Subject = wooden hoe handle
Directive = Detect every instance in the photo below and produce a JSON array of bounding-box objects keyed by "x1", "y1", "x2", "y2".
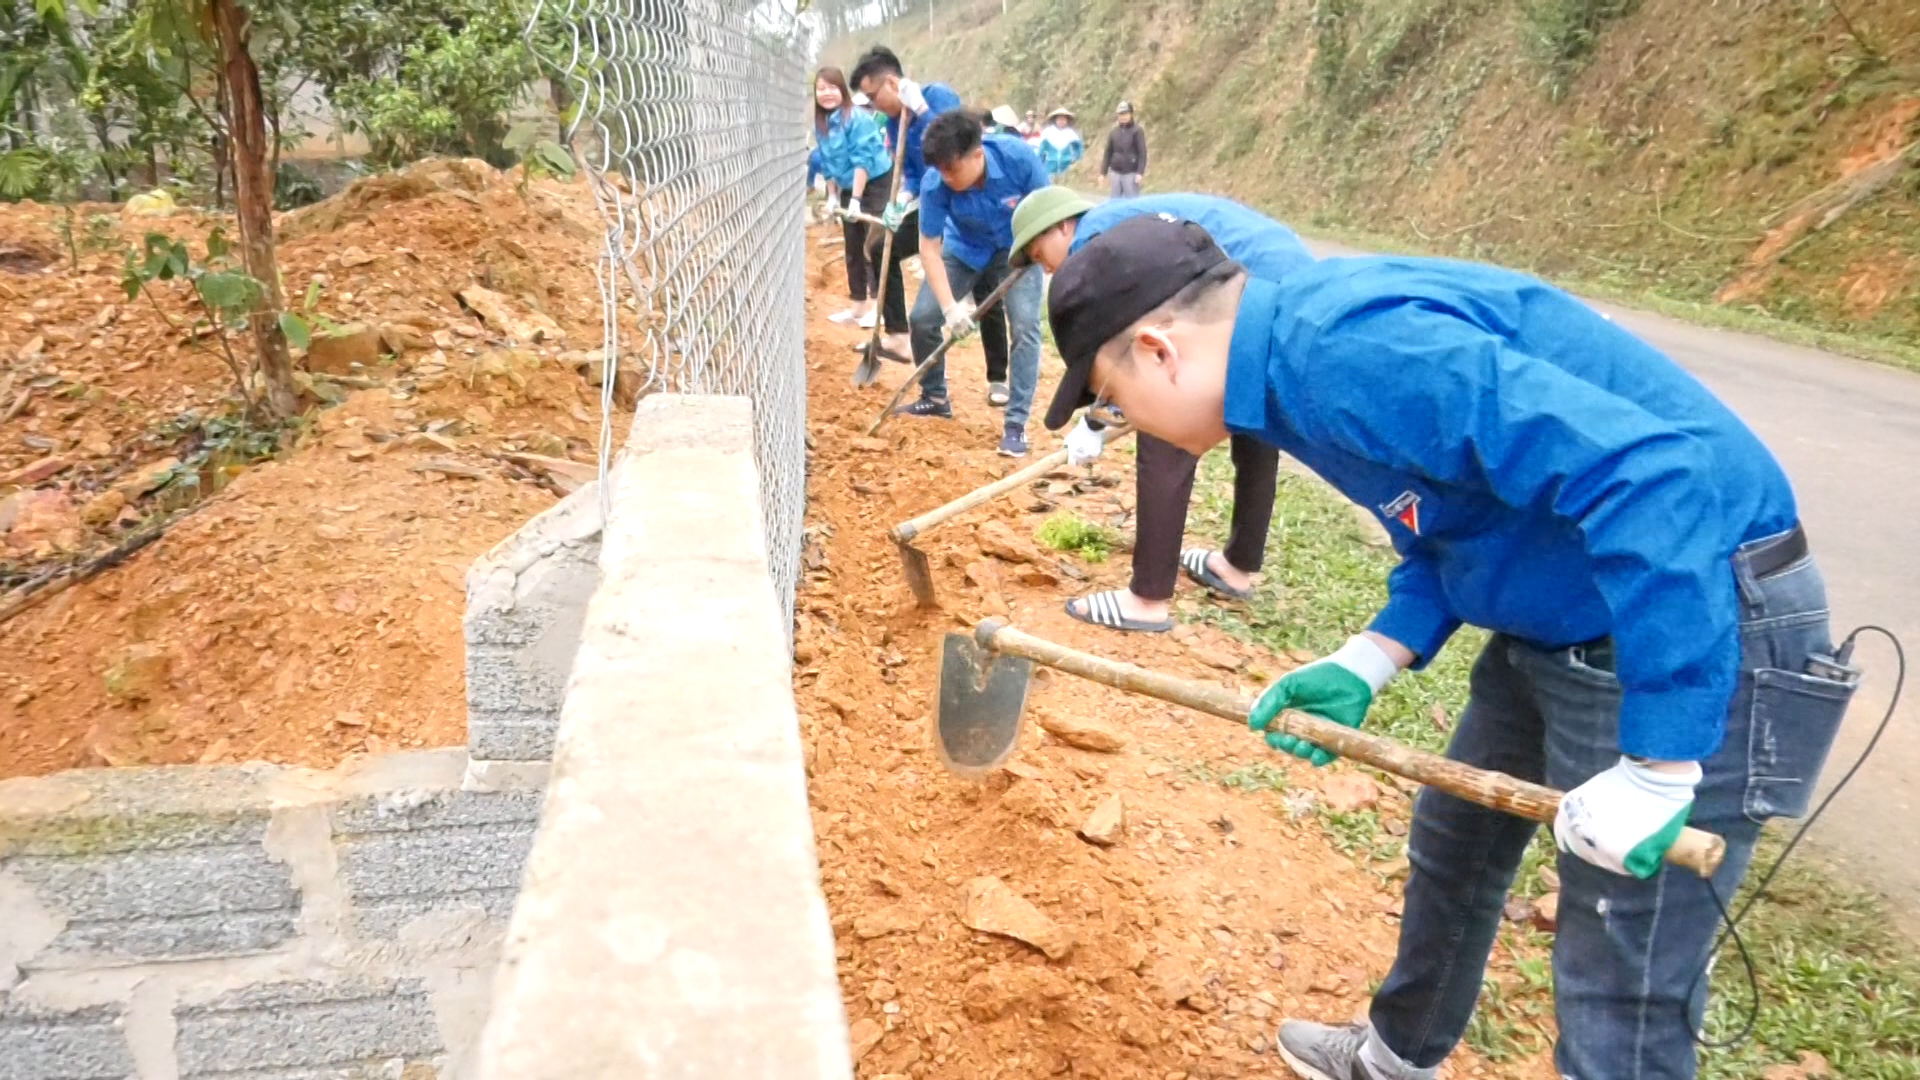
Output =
[
  {"x1": 894, "y1": 426, "x2": 1134, "y2": 543},
  {"x1": 975, "y1": 620, "x2": 1726, "y2": 879}
]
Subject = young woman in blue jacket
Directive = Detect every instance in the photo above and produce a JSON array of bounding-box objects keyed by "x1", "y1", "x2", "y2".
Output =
[{"x1": 814, "y1": 66, "x2": 893, "y2": 328}]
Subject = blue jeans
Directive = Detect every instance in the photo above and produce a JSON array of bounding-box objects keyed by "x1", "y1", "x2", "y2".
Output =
[
  {"x1": 910, "y1": 249, "x2": 1044, "y2": 430},
  {"x1": 1369, "y1": 538, "x2": 1853, "y2": 1079}
]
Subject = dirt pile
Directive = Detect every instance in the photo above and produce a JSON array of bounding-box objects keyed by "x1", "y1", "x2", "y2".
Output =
[
  {"x1": 795, "y1": 231, "x2": 1550, "y2": 1078},
  {"x1": 1, "y1": 159, "x2": 618, "y2": 777}
]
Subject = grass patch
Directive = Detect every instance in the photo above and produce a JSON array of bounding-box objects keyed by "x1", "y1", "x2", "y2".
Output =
[
  {"x1": 1036, "y1": 512, "x2": 1116, "y2": 562},
  {"x1": 1184, "y1": 448, "x2": 1920, "y2": 1075}
]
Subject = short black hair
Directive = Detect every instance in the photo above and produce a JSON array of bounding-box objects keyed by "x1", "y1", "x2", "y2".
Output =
[
  {"x1": 922, "y1": 110, "x2": 984, "y2": 168},
  {"x1": 849, "y1": 46, "x2": 903, "y2": 90}
]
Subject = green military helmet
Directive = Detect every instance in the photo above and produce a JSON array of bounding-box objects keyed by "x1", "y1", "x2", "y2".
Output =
[{"x1": 1010, "y1": 186, "x2": 1097, "y2": 267}]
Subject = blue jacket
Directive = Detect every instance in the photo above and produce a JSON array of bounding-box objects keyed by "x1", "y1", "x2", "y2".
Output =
[
  {"x1": 1223, "y1": 257, "x2": 1798, "y2": 761},
  {"x1": 1038, "y1": 132, "x2": 1083, "y2": 176},
  {"x1": 919, "y1": 133, "x2": 1051, "y2": 271},
  {"x1": 814, "y1": 107, "x2": 892, "y2": 190},
  {"x1": 1074, "y1": 194, "x2": 1311, "y2": 280},
  {"x1": 806, "y1": 148, "x2": 822, "y2": 189},
  {"x1": 885, "y1": 81, "x2": 964, "y2": 196}
]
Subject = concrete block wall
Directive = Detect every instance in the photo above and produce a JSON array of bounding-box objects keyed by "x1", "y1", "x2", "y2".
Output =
[
  {"x1": 0, "y1": 749, "x2": 545, "y2": 1080},
  {"x1": 464, "y1": 483, "x2": 602, "y2": 763},
  {"x1": 7, "y1": 394, "x2": 840, "y2": 1079},
  {"x1": 475, "y1": 395, "x2": 851, "y2": 1080}
]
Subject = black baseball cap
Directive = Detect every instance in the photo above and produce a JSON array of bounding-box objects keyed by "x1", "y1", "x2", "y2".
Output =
[{"x1": 1042, "y1": 214, "x2": 1231, "y2": 431}]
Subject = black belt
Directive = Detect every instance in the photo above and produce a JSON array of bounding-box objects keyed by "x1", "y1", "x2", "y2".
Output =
[{"x1": 1564, "y1": 524, "x2": 1808, "y2": 675}]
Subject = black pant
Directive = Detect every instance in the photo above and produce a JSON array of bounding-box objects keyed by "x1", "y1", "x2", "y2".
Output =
[
  {"x1": 1130, "y1": 433, "x2": 1278, "y2": 600},
  {"x1": 874, "y1": 207, "x2": 1008, "y2": 381},
  {"x1": 837, "y1": 185, "x2": 890, "y2": 301}
]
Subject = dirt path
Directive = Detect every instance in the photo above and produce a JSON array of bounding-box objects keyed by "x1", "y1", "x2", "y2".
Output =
[{"x1": 795, "y1": 233, "x2": 1553, "y2": 1079}]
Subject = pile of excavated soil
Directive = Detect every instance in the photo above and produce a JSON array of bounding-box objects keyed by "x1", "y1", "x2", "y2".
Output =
[
  {"x1": 795, "y1": 232, "x2": 1553, "y2": 1079},
  {"x1": 1, "y1": 160, "x2": 618, "y2": 777}
]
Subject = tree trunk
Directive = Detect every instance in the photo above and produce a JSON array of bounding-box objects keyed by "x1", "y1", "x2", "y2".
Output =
[
  {"x1": 548, "y1": 77, "x2": 575, "y2": 149},
  {"x1": 208, "y1": 0, "x2": 298, "y2": 419}
]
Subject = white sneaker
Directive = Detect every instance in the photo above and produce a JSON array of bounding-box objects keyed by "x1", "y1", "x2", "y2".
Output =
[
  {"x1": 857, "y1": 311, "x2": 878, "y2": 329},
  {"x1": 828, "y1": 309, "x2": 858, "y2": 325}
]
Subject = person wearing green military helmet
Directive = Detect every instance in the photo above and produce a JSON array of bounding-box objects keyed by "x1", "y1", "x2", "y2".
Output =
[{"x1": 1011, "y1": 185, "x2": 1315, "y2": 637}]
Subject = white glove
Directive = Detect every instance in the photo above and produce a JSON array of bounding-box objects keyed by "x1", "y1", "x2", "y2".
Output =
[
  {"x1": 1065, "y1": 417, "x2": 1105, "y2": 466},
  {"x1": 942, "y1": 300, "x2": 977, "y2": 341},
  {"x1": 1554, "y1": 756, "x2": 1701, "y2": 879}
]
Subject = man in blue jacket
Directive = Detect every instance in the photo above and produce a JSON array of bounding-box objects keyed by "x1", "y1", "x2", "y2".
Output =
[
  {"x1": 1042, "y1": 217, "x2": 1853, "y2": 1080},
  {"x1": 1009, "y1": 186, "x2": 1310, "y2": 632},
  {"x1": 895, "y1": 110, "x2": 1051, "y2": 457},
  {"x1": 849, "y1": 46, "x2": 1009, "y2": 383}
]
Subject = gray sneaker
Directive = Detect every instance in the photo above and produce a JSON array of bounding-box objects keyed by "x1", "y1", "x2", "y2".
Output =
[{"x1": 1275, "y1": 1021, "x2": 1436, "y2": 1080}]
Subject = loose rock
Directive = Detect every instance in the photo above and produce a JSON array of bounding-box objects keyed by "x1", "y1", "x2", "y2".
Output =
[
  {"x1": 1319, "y1": 772, "x2": 1380, "y2": 813},
  {"x1": 458, "y1": 284, "x2": 565, "y2": 343},
  {"x1": 1530, "y1": 892, "x2": 1559, "y2": 933},
  {"x1": 1036, "y1": 711, "x2": 1128, "y2": 753},
  {"x1": 976, "y1": 519, "x2": 1045, "y2": 565},
  {"x1": 960, "y1": 876, "x2": 1073, "y2": 959},
  {"x1": 1078, "y1": 792, "x2": 1126, "y2": 846},
  {"x1": 852, "y1": 905, "x2": 922, "y2": 940},
  {"x1": 847, "y1": 1018, "x2": 884, "y2": 1061}
]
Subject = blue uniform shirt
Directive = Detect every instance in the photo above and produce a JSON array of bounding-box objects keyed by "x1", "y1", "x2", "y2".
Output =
[
  {"x1": 918, "y1": 134, "x2": 1051, "y2": 271},
  {"x1": 1223, "y1": 257, "x2": 1798, "y2": 761},
  {"x1": 1074, "y1": 194, "x2": 1311, "y2": 280},
  {"x1": 884, "y1": 81, "x2": 964, "y2": 196},
  {"x1": 815, "y1": 107, "x2": 892, "y2": 189}
]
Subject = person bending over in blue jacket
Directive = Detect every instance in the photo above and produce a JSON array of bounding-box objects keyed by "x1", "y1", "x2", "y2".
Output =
[{"x1": 1041, "y1": 216, "x2": 1853, "y2": 1080}]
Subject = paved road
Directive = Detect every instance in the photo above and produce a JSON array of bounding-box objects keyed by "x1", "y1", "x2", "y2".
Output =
[{"x1": 1303, "y1": 238, "x2": 1920, "y2": 935}]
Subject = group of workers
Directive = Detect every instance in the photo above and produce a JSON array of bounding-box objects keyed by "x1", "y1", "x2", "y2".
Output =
[{"x1": 813, "y1": 43, "x2": 1856, "y2": 1080}]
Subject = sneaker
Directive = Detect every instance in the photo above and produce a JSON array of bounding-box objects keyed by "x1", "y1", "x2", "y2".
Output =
[
  {"x1": 987, "y1": 381, "x2": 1010, "y2": 408},
  {"x1": 895, "y1": 395, "x2": 953, "y2": 419},
  {"x1": 828, "y1": 308, "x2": 858, "y2": 325},
  {"x1": 857, "y1": 311, "x2": 878, "y2": 329},
  {"x1": 1275, "y1": 1021, "x2": 1435, "y2": 1080},
  {"x1": 997, "y1": 427, "x2": 1028, "y2": 458}
]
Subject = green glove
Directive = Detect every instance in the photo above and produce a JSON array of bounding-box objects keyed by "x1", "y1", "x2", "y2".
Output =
[
  {"x1": 880, "y1": 196, "x2": 916, "y2": 232},
  {"x1": 1248, "y1": 635, "x2": 1399, "y2": 767}
]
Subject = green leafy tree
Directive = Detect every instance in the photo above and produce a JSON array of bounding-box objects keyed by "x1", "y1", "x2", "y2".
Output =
[
  {"x1": 121, "y1": 227, "x2": 311, "y2": 420},
  {"x1": 325, "y1": 1, "x2": 542, "y2": 166}
]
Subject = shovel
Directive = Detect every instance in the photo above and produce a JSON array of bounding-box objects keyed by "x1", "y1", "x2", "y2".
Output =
[
  {"x1": 892, "y1": 425, "x2": 1134, "y2": 607},
  {"x1": 936, "y1": 618, "x2": 1727, "y2": 879}
]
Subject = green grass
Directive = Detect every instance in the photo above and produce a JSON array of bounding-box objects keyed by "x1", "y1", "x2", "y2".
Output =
[
  {"x1": 1181, "y1": 448, "x2": 1920, "y2": 1077},
  {"x1": 1036, "y1": 511, "x2": 1116, "y2": 562}
]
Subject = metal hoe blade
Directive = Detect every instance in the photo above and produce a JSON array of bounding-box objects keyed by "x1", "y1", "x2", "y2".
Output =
[
  {"x1": 896, "y1": 537, "x2": 937, "y2": 608},
  {"x1": 935, "y1": 632, "x2": 1033, "y2": 778}
]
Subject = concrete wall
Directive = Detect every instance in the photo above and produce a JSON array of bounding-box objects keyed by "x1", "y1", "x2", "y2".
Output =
[
  {"x1": 0, "y1": 750, "x2": 544, "y2": 1080},
  {"x1": 4, "y1": 395, "x2": 840, "y2": 1079},
  {"x1": 475, "y1": 395, "x2": 850, "y2": 1080},
  {"x1": 465, "y1": 484, "x2": 602, "y2": 764}
]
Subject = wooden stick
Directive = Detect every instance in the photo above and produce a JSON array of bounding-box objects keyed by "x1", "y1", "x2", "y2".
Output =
[
  {"x1": 893, "y1": 425, "x2": 1133, "y2": 544},
  {"x1": 0, "y1": 507, "x2": 198, "y2": 626},
  {"x1": 867, "y1": 265, "x2": 1033, "y2": 436},
  {"x1": 975, "y1": 620, "x2": 1726, "y2": 879}
]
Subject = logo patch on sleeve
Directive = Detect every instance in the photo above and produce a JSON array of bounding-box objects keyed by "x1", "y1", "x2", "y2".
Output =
[{"x1": 1380, "y1": 491, "x2": 1422, "y2": 535}]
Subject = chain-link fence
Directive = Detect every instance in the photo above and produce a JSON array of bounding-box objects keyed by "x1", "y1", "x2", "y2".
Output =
[{"x1": 533, "y1": 0, "x2": 811, "y2": 632}]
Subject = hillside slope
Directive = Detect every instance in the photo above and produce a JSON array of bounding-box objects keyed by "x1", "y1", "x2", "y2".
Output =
[{"x1": 830, "y1": 0, "x2": 1920, "y2": 352}]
